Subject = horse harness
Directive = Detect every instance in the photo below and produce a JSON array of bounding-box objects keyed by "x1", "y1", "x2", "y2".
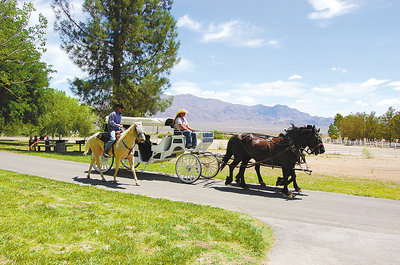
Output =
[
  {"x1": 108, "y1": 139, "x2": 136, "y2": 159},
  {"x1": 239, "y1": 133, "x2": 305, "y2": 169}
]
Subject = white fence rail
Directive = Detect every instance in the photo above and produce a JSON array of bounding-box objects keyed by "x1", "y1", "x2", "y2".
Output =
[{"x1": 325, "y1": 139, "x2": 400, "y2": 149}]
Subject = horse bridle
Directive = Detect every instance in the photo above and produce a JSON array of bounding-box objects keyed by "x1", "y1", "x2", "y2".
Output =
[
  {"x1": 286, "y1": 128, "x2": 320, "y2": 155},
  {"x1": 302, "y1": 129, "x2": 323, "y2": 155}
]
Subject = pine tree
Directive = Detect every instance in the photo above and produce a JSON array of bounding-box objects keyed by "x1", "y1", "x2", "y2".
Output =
[{"x1": 52, "y1": 0, "x2": 180, "y2": 117}]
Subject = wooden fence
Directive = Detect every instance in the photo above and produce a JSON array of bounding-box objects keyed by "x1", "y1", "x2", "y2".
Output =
[{"x1": 325, "y1": 139, "x2": 400, "y2": 149}]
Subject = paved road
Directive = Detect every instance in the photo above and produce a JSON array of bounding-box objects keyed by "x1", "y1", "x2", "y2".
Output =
[{"x1": 1, "y1": 151, "x2": 399, "y2": 265}]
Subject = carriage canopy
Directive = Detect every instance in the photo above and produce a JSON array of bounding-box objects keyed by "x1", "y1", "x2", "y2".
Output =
[{"x1": 105, "y1": 116, "x2": 174, "y2": 127}]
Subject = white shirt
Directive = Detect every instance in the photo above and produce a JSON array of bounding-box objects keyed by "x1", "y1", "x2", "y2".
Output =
[{"x1": 174, "y1": 116, "x2": 188, "y2": 131}]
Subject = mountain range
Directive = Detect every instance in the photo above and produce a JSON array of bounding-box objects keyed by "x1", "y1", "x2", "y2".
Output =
[{"x1": 155, "y1": 94, "x2": 333, "y2": 133}]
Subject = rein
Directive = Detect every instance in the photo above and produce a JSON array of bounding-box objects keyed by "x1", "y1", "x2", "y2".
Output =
[
  {"x1": 243, "y1": 145, "x2": 294, "y2": 168},
  {"x1": 120, "y1": 127, "x2": 140, "y2": 158},
  {"x1": 121, "y1": 139, "x2": 135, "y2": 157}
]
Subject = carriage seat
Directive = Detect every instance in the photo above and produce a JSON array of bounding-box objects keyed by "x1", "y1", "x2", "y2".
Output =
[{"x1": 173, "y1": 129, "x2": 183, "y2": 135}]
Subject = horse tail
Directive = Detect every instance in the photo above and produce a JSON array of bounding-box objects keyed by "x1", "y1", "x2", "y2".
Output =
[{"x1": 219, "y1": 135, "x2": 238, "y2": 172}]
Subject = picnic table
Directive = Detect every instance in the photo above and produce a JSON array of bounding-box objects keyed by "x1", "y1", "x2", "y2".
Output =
[
  {"x1": 75, "y1": 139, "x2": 86, "y2": 152},
  {"x1": 37, "y1": 139, "x2": 73, "y2": 153}
]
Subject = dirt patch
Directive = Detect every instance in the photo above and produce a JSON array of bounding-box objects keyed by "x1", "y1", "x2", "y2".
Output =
[{"x1": 299, "y1": 144, "x2": 400, "y2": 182}]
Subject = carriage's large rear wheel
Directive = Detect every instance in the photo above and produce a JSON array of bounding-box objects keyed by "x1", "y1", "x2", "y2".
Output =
[
  {"x1": 175, "y1": 154, "x2": 202, "y2": 184},
  {"x1": 92, "y1": 153, "x2": 113, "y2": 173},
  {"x1": 198, "y1": 153, "x2": 220, "y2": 179}
]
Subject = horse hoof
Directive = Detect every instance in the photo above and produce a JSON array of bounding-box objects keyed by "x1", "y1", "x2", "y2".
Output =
[
  {"x1": 260, "y1": 183, "x2": 266, "y2": 188},
  {"x1": 225, "y1": 177, "x2": 233, "y2": 185},
  {"x1": 276, "y1": 177, "x2": 284, "y2": 186},
  {"x1": 296, "y1": 188, "x2": 302, "y2": 193},
  {"x1": 135, "y1": 182, "x2": 140, "y2": 186},
  {"x1": 87, "y1": 175, "x2": 91, "y2": 179},
  {"x1": 281, "y1": 191, "x2": 294, "y2": 198}
]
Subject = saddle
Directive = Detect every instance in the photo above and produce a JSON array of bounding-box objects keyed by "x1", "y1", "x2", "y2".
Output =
[{"x1": 96, "y1": 131, "x2": 121, "y2": 143}]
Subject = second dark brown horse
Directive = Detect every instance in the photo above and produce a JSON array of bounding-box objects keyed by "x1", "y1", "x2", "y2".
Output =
[{"x1": 220, "y1": 125, "x2": 325, "y2": 197}]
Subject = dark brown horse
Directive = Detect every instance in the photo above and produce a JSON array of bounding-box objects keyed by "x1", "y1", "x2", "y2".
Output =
[{"x1": 220, "y1": 125, "x2": 325, "y2": 197}]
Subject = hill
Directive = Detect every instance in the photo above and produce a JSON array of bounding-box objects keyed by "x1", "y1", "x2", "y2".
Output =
[{"x1": 155, "y1": 94, "x2": 333, "y2": 133}]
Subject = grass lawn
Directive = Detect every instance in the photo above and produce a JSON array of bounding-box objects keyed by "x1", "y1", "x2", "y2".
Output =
[
  {"x1": 0, "y1": 170, "x2": 273, "y2": 264},
  {"x1": 1, "y1": 139, "x2": 399, "y2": 200}
]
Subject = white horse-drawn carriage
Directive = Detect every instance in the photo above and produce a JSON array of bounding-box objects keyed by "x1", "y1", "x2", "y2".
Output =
[{"x1": 92, "y1": 117, "x2": 221, "y2": 183}]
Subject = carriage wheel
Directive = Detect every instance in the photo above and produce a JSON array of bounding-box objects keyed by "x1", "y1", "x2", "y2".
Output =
[
  {"x1": 198, "y1": 153, "x2": 220, "y2": 179},
  {"x1": 121, "y1": 158, "x2": 140, "y2": 169},
  {"x1": 175, "y1": 154, "x2": 202, "y2": 184},
  {"x1": 92, "y1": 153, "x2": 113, "y2": 173}
]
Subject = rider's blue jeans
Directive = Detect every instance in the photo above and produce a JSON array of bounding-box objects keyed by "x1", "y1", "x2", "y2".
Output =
[
  {"x1": 104, "y1": 130, "x2": 116, "y2": 151},
  {"x1": 182, "y1": 130, "x2": 197, "y2": 147}
]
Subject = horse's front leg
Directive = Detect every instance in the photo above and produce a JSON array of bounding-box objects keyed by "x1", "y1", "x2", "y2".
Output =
[
  {"x1": 237, "y1": 159, "x2": 250, "y2": 189},
  {"x1": 112, "y1": 158, "x2": 120, "y2": 183},
  {"x1": 127, "y1": 155, "x2": 140, "y2": 186},
  {"x1": 255, "y1": 164, "x2": 266, "y2": 187},
  {"x1": 290, "y1": 168, "x2": 302, "y2": 192},
  {"x1": 225, "y1": 158, "x2": 240, "y2": 185},
  {"x1": 281, "y1": 166, "x2": 293, "y2": 197}
]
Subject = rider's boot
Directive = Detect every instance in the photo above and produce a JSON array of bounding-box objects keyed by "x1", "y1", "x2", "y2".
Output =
[{"x1": 103, "y1": 140, "x2": 114, "y2": 158}]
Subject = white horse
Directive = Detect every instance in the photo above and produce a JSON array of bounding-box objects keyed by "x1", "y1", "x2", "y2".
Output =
[{"x1": 84, "y1": 122, "x2": 146, "y2": 184}]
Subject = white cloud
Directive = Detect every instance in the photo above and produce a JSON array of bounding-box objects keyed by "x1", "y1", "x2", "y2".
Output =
[
  {"x1": 312, "y1": 78, "x2": 390, "y2": 96},
  {"x1": 388, "y1": 81, "x2": 400, "y2": 91},
  {"x1": 331, "y1": 67, "x2": 347, "y2": 72},
  {"x1": 307, "y1": 0, "x2": 358, "y2": 20},
  {"x1": 376, "y1": 98, "x2": 400, "y2": 106},
  {"x1": 362, "y1": 78, "x2": 389, "y2": 88},
  {"x1": 312, "y1": 86, "x2": 334, "y2": 93},
  {"x1": 173, "y1": 58, "x2": 195, "y2": 73},
  {"x1": 288, "y1": 74, "x2": 303, "y2": 80},
  {"x1": 178, "y1": 15, "x2": 278, "y2": 48},
  {"x1": 170, "y1": 81, "x2": 231, "y2": 100},
  {"x1": 240, "y1": 81, "x2": 305, "y2": 97},
  {"x1": 177, "y1": 14, "x2": 202, "y2": 31},
  {"x1": 355, "y1": 100, "x2": 368, "y2": 106}
]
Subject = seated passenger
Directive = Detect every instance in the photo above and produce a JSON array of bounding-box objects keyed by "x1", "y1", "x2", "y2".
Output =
[{"x1": 173, "y1": 109, "x2": 197, "y2": 149}]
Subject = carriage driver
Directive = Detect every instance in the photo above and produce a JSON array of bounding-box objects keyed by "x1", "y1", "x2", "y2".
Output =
[
  {"x1": 103, "y1": 103, "x2": 124, "y2": 157},
  {"x1": 174, "y1": 108, "x2": 197, "y2": 149}
]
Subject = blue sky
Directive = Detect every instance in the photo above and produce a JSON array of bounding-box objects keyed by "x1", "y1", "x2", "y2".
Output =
[{"x1": 29, "y1": 0, "x2": 399, "y2": 118}]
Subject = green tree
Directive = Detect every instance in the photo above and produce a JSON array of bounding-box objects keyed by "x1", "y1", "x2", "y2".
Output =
[
  {"x1": 333, "y1": 113, "x2": 344, "y2": 137},
  {"x1": 392, "y1": 112, "x2": 400, "y2": 140},
  {"x1": 327, "y1": 123, "x2": 339, "y2": 138},
  {"x1": 380, "y1": 107, "x2": 398, "y2": 143},
  {"x1": 39, "y1": 89, "x2": 97, "y2": 138},
  {"x1": 71, "y1": 104, "x2": 98, "y2": 139},
  {"x1": 365, "y1": 111, "x2": 379, "y2": 140},
  {"x1": 52, "y1": 0, "x2": 180, "y2": 117},
  {"x1": 341, "y1": 113, "x2": 366, "y2": 140},
  {"x1": 0, "y1": 0, "x2": 51, "y2": 129}
]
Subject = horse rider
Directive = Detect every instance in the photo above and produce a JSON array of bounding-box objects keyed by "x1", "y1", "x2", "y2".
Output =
[
  {"x1": 173, "y1": 108, "x2": 197, "y2": 149},
  {"x1": 103, "y1": 103, "x2": 124, "y2": 157}
]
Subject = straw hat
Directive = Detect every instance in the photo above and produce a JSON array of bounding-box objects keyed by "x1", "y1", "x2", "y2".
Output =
[{"x1": 176, "y1": 108, "x2": 188, "y2": 115}]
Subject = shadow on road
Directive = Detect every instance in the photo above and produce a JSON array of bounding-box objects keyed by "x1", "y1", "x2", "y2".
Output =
[
  {"x1": 83, "y1": 168, "x2": 183, "y2": 184},
  {"x1": 81, "y1": 168, "x2": 307, "y2": 199},
  {"x1": 73, "y1": 176, "x2": 128, "y2": 190},
  {"x1": 213, "y1": 182, "x2": 305, "y2": 200}
]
